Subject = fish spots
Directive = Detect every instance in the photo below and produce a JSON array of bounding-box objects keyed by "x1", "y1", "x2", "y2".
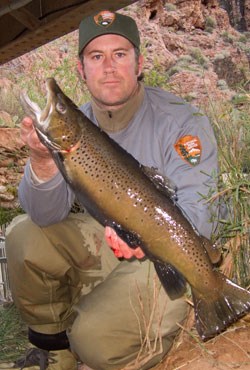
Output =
[
  {"x1": 114, "y1": 191, "x2": 121, "y2": 201},
  {"x1": 67, "y1": 130, "x2": 213, "y2": 293}
]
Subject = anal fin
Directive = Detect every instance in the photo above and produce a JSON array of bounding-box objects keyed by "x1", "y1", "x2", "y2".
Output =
[{"x1": 154, "y1": 261, "x2": 187, "y2": 300}]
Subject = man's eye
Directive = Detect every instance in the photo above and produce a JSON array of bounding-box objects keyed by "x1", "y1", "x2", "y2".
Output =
[
  {"x1": 93, "y1": 54, "x2": 102, "y2": 60},
  {"x1": 116, "y1": 52, "x2": 125, "y2": 58}
]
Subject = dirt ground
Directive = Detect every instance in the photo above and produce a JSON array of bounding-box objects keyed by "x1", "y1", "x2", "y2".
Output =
[{"x1": 154, "y1": 313, "x2": 250, "y2": 370}]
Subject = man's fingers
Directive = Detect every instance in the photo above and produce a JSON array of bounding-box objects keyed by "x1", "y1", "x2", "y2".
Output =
[
  {"x1": 21, "y1": 116, "x2": 34, "y2": 127},
  {"x1": 118, "y1": 240, "x2": 134, "y2": 259},
  {"x1": 20, "y1": 116, "x2": 49, "y2": 154},
  {"x1": 133, "y1": 247, "x2": 145, "y2": 259},
  {"x1": 20, "y1": 116, "x2": 34, "y2": 143},
  {"x1": 105, "y1": 226, "x2": 145, "y2": 259}
]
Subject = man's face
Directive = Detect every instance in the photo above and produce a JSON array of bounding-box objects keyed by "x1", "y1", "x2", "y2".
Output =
[{"x1": 78, "y1": 34, "x2": 143, "y2": 109}]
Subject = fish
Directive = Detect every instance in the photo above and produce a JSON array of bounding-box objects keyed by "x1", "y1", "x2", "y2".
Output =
[{"x1": 20, "y1": 77, "x2": 250, "y2": 341}]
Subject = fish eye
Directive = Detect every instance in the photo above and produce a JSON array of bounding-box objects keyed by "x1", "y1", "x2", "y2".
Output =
[{"x1": 56, "y1": 102, "x2": 67, "y2": 114}]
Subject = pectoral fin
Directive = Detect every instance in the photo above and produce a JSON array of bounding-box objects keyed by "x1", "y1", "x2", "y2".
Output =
[
  {"x1": 111, "y1": 223, "x2": 141, "y2": 248},
  {"x1": 201, "y1": 236, "x2": 222, "y2": 266},
  {"x1": 141, "y1": 166, "x2": 177, "y2": 201}
]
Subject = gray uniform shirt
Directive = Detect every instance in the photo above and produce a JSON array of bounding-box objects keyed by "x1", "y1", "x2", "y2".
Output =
[{"x1": 19, "y1": 86, "x2": 220, "y2": 238}]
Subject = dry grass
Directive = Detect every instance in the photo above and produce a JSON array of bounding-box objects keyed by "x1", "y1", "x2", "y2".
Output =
[{"x1": 121, "y1": 276, "x2": 166, "y2": 370}]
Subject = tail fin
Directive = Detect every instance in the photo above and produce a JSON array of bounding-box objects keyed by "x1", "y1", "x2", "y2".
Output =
[{"x1": 192, "y1": 272, "x2": 250, "y2": 341}]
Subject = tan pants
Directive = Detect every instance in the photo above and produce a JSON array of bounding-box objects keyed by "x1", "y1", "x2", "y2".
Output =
[{"x1": 6, "y1": 212, "x2": 188, "y2": 370}]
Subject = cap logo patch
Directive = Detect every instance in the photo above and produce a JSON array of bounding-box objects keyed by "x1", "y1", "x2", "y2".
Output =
[
  {"x1": 94, "y1": 11, "x2": 116, "y2": 27},
  {"x1": 174, "y1": 135, "x2": 201, "y2": 166}
]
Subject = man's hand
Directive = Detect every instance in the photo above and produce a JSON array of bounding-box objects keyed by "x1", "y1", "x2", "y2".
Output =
[
  {"x1": 21, "y1": 117, "x2": 58, "y2": 181},
  {"x1": 105, "y1": 226, "x2": 145, "y2": 259}
]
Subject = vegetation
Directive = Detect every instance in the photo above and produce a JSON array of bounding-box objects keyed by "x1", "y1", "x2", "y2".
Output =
[
  {"x1": 204, "y1": 92, "x2": 250, "y2": 287},
  {"x1": 164, "y1": 3, "x2": 177, "y2": 12},
  {"x1": 205, "y1": 16, "x2": 217, "y2": 33},
  {"x1": 189, "y1": 47, "x2": 209, "y2": 68},
  {"x1": 0, "y1": 207, "x2": 24, "y2": 227},
  {"x1": 0, "y1": 304, "x2": 28, "y2": 362},
  {"x1": 221, "y1": 30, "x2": 236, "y2": 44}
]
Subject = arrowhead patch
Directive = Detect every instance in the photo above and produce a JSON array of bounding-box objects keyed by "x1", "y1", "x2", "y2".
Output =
[
  {"x1": 94, "y1": 11, "x2": 116, "y2": 27},
  {"x1": 174, "y1": 135, "x2": 201, "y2": 166}
]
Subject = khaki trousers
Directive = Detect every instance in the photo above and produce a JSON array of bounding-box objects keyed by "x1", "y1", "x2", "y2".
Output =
[{"x1": 6, "y1": 212, "x2": 188, "y2": 370}]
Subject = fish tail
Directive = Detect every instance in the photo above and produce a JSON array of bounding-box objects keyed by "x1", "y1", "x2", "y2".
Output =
[{"x1": 192, "y1": 272, "x2": 250, "y2": 341}]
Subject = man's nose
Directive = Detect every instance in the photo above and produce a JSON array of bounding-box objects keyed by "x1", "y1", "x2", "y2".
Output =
[{"x1": 103, "y1": 56, "x2": 116, "y2": 72}]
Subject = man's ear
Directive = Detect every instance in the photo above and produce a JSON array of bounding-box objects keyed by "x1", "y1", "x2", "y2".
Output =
[
  {"x1": 137, "y1": 54, "x2": 144, "y2": 77},
  {"x1": 77, "y1": 59, "x2": 86, "y2": 80}
]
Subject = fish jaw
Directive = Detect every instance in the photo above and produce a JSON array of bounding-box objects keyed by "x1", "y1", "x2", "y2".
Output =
[
  {"x1": 20, "y1": 92, "x2": 43, "y2": 125},
  {"x1": 20, "y1": 87, "x2": 55, "y2": 138},
  {"x1": 41, "y1": 78, "x2": 83, "y2": 152},
  {"x1": 20, "y1": 92, "x2": 60, "y2": 151},
  {"x1": 20, "y1": 78, "x2": 82, "y2": 152}
]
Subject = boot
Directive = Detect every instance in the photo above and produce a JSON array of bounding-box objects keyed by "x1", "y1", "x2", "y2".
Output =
[{"x1": 11, "y1": 347, "x2": 78, "y2": 369}]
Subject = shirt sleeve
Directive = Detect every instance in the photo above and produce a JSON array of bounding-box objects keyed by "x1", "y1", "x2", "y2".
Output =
[
  {"x1": 162, "y1": 107, "x2": 221, "y2": 239},
  {"x1": 18, "y1": 159, "x2": 75, "y2": 226}
]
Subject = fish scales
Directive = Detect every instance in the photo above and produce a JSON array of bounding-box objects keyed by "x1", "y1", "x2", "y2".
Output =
[{"x1": 20, "y1": 78, "x2": 250, "y2": 341}]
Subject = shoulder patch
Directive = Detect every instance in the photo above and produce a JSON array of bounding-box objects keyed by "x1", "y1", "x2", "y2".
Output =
[{"x1": 174, "y1": 135, "x2": 201, "y2": 166}]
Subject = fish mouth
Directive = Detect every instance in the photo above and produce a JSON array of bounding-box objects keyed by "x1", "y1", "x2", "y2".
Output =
[
  {"x1": 20, "y1": 78, "x2": 62, "y2": 151},
  {"x1": 20, "y1": 78, "x2": 56, "y2": 129},
  {"x1": 40, "y1": 78, "x2": 58, "y2": 123}
]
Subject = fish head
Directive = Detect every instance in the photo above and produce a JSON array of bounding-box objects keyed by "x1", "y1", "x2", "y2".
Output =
[{"x1": 20, "y1": 78, "x2": 82, "y2": 152}]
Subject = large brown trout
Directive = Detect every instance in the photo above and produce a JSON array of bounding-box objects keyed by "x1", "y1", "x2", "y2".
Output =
[{"x1": 21, "y1": 78, "x2": 250, "y2": 341}]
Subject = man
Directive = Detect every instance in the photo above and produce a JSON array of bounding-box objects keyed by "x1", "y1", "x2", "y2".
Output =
[{"x1": 6, "y1": 10, "x2": 220, "y2": 370}]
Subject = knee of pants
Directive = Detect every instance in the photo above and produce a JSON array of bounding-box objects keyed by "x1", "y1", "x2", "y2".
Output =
[
  {"x1": 68, "y1": 296, "x2": 188, "y2": 370},
  {"x1": 5, "y1": 215, "x2": 69, "y2": 287},
  {"x1": 6, "y1": 215, "x2": 35, "y2": 268},
  {"x1": 5, "y1": 215, "x2": 61, "y2": 271},
  {"x1": 68, "y1": 313, "x2": 181, "y2": 370},
  {"x1": 6, "y1": 214, "x2": 73, "y2": 276},
  {"x1": 69, "y1": 314, "x2": 115, "y2": 370},
  {"x1": 5, "y1": 215, "x2": 51, "y2": 299},
  {"x1": 68, "y1": 259, "x2": 188, "y2": 370}
]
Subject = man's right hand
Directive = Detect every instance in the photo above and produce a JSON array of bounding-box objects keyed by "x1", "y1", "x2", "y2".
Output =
[
  {"x1": 21, "y1": 117, "x2": 58, "y2": 181},
  {"x1": 105, "y1": 226, "x2": 145, "y2": 259}
]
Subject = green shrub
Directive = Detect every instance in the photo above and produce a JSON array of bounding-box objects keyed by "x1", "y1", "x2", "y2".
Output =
[
  {"x1": 205, "y1": 16, "x2": 217, "y2": 32},
  {"x1": 203, "y1": 95, "x2": 250, "y2": 287},
  {"x1": 144, "y1": 69, "x2": 168, "y2": 88},
  {"x1": 222, "y1": 31, "x2": 235, "y2": 44},
  {"x1": 189, "y1": 47, "x2": 209, "y2": 68},
  {"x1": 217, "y1": 79, "x2": 228, "y2": 90},
  {"x1": 164, "y1": 3, "x2": 177, "y2": 12}
]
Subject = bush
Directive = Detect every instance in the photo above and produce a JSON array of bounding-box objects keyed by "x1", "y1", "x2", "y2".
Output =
[
  {"x1": 189, "y1": 47, "x2": 209, "y2": 68},
  {"x1": 205, "y1": 16, "x2": 217, "y2": 32}
]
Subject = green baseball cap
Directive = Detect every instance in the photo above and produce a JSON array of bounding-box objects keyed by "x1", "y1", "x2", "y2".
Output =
[{"x1": 78, "y1": 10, "x2": 140, "y2": 55}]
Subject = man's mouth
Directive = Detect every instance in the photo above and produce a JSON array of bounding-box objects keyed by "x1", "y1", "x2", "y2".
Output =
[{"x1": 103, "y1": 80, "x2": 120, "y2": 84}]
